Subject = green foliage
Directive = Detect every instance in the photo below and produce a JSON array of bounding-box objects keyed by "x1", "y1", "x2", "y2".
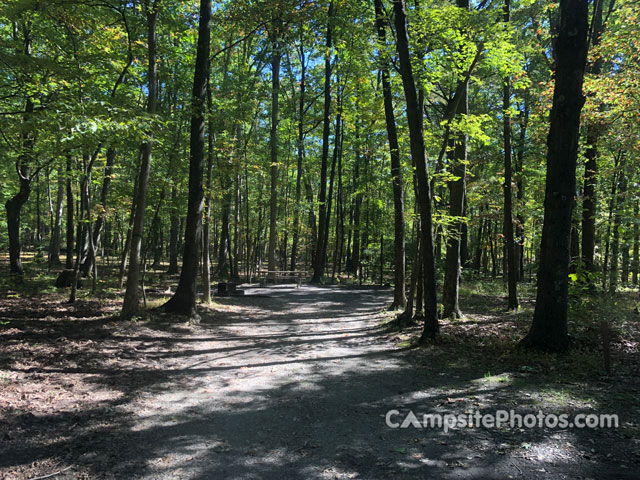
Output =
[{"x1": 0, "y1": 0, "x2": 636, "y2": 348}]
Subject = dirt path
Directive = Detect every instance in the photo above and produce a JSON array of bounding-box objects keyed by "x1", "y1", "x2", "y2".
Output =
[{"x1": 1, "y1": 285, "x2": 637, "y2": 479}]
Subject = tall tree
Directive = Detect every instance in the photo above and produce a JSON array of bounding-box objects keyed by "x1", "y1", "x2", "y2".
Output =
[
  {"x1": 374, "y1": 0, "x2": 406, "y2": 310},
  {"x1": 580, "y1": 0, "x2": 605, "y2": 273},
  {"x1": 121, "y1": 0, "x2": 160, "y2": 320},
  {"x1": 608, "y1": 157, "x2": 626, "y2": 292},
  {"x1": 519, "y1": 0, "x2": 589, "y2": 352},
  {"x1": 79, "y1": 2, "x2": 134, "y2": 277},
  {"x1": 442, "y1": 0, "x2": 470, "y2": 318},
  {"x1": 162, "y1": 0, "x2": 212, "y2": 319},
  {"x1": 633, "y1": 199, "x2": 639, "y2": 286},
  {"x1": 289, "y1": 41, "x2": 307, "y2": 272},
  {"x1": 267, "y1": 16, "x2": 282, "y2": 282},
  {"x1": 311, "y1": 0, "x2": 334, "y2": 283},
  {"x1": 48, "y1": 168, "x2": 64, "y2": 266},
  {"x1": 501, "y1": 0, "x2": 519, "y2": 310},
  {"x1": 5, "y1": 15, "x2": 36, "y2": 275},
  {"x1": 202, "y1": 64, "x2": 215, "y2": 303},
  {"x1": 65, "y1": 155, "x2": 74, "y2": 269},
  {"x1": 392, "y1": 0, "x2": 439, "y2": 341}
]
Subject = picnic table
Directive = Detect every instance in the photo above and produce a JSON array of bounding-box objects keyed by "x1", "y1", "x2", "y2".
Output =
[{"x1": 252, "y1": 270, "x2": 308, "y2": 287}]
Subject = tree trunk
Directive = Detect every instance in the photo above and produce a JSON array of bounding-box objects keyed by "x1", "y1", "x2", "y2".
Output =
[
  {"x1": 602, "y1": 152, "x2": 620, "y2": 290},
  {"x1": 6, "y1": 22, "x2": 35, "y2": 276},
  {"x1": 401, "y1": 225, "x2": 421, "y2": 325},
  {"x1": 49, "y1": 167, "x2": 64, "y2": 266},
  {"x1": 570, "y1": 222, "x2": 580, "y2": 271},
  {"x1": 519, "y1": 0, "x2": 588, "y2": 353},
  {"x1": 609, "y1": 163, "x2": 625, "y2": 292},
  {"x1": 162, "y1": 0, "x2": 211, "y2": 319},
  {"x1": 267, "y1": 23, "x2": 281, "y2": 283},
  {"x1": 331, "y1": 123, "x2": 345, "y2": 280},
  {"x1": 442, "y1": 0, "x2": 469, "y2": 317},
  {"x1": 218, "y1": 188, "x2": 231, "y2": 278},
  {"x1": 442, "y1": 132, "x2": 466, "y2": 316},
  {"x1": 633, "y1": 200, "x2": 639, "y2": 286},
  {"x1": 515, "y1": 100, "x2": 528, "y2": 280},
  {"x1": 121, "y1": 3, "x2": 159, "y2": 320},
  {"x1": 322, "y1": 87, "x2": 342, "y2": 275},
  {"x1": 304, "y1": 171, "x2": 317, "y2": 265},
  {"x1": 202, "y1": 69, "x2": 215, "y2": 304},
  {"x1": 311, "y1": 0, "x2": 334, "y2": 283},
  {"x1": 393, "y1": 0, "x2": 439, "y2": 341},
  {"x1": 290, "y1": 46, "x2": 306, "y2": 272},
  {"x1": 6, "y1": 178, "x2": 30, "y2": 275},
  {"x1": 35, "y1": 178, "x2": 41, "y2": 246},
  {"x1": 6, "y1": 94, "x2": 34, "y2": 276},
  {"x1": 461, "y1": 193, "x2": 470, "y2": 268},
  {"x1": 349, "y1": 120, "x2": 362, "y2": 277},
  {"x1": 69, "y1": 183, "x2": 86, "y2": 304},
  {"x1": 502, "y1": 0, "x2": 519, "y2": 311},
  {"x1": 375, "y1": 0, "x2": 405, "y2": 309},
  {"x1": 80, "y1": 146, "x2": 116, "y2": 276},
  {"x1": 334, "y1": 154, "x2": 345, "y2": 278},
  {"x1": 65, "y1": 155, "x2": 74, "y2": 269},
  {"x1": 580, "y1": 0, "x2": 604, "y2": 273},
  {"x1": 489, "y1": 220, "x2": 497, "y2": 278},
  {"x1": 232, "y1": 173, "x2": 241, "y2": 281},
  {"x1": 167, "y1": 185, "x2": 179, "y2": 274},
  {"x1": 474, "y1": 210, "x2": 484, "y2": 271},
  {"x1": 621, "y1": 239, "x2": 629, "y2": 287}
]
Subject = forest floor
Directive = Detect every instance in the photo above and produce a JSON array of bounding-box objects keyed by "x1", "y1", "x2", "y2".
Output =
[{"x1": 1, "y1": 265, "x2": 639, "y2": 479}]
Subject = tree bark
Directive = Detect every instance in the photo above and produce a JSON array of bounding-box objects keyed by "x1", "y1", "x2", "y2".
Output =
[
  {"x1": 443, "y1": 0, "x2": 472, "y2": 318},
  {"x1": 501, "y1": 0, "x2": 518, "y2": 311},
  {"x1": 580, "y1": 0, "x2": 604, "y2": 273},
  {"x1": 6, "y1": 173, "x2": 31, "y2": 275},
  {"x1": 621, "y1": 238, "x2": 629, "y2": 287},
  {"x1": 393, "y1": 0, "x2": 439, "y2": 341},
  {"x1": 332, "y1": 147, "x2": 345, "y2": 279},
  {"x1": 290, "y1": 46, "x2": 307, "y2": 272},
  {"x1": 519, "y1": 0, "x2": 588, "y2": 353},
  {"x1": 601, "y1": 161, "x2": 618, "y2": 291},
  {"x1": 609, "y1": 163, "x2": 625, "y2": 292},
  {"x1": 6, "y1": 106, "x2": 34, "y2": 275},
  {"x1": 442, "y1": 126, "x2": 466, "y2": 316},
  {"x1": 65, "y1": 155, "x2": 74, "y2": 269},
  {"x1": 6, "y1": 21, "x2": 35, "y2": 276},
  {"x1": 267, "y1": 23, "x2": 281, "y2": 283},
  {"x1": 442, "y1": 0, "x2": 470, "y2": 317},
  {"x1": 81, "y1": 146, "x2": 116, "y2": 276},
  {"x1": 167, "y1": 185, "x2": 179, "y2": 274},
  {"x1": 400, "y1": 224, "x2": 421, "y2": 325},
  {"x1": 633, "y1": 200, "x2": 639, "y2": 286},
  {"x1": 232, "y1": 172, "x2": 241, "y2": 281},
  {"x1": 515, "y1": 100, "x2": 528, "y2": 280},
  {"x1": 322, "y1": 87, "x2": 342, "y2": 275},
  {"x1": 69, "y1": 180, "x2": 86, "y2": 304},
  {"x1": 217, "y1": 187, "x2": 231, "y2": 278},
  {"x1": 121, "y1": 2, "x2": 159, "y2": 320},
  {"x1": 349, "y1": 119, "x2": 362, "y2": 277},
  {"x1": 267, "y1": 29, "x2": 282, "y2": 282},
  {"x1": 48, "y1": 167, "x2": 65, "y2": 266},
  {"x1": 375, "y1": 0, "x2": 406, "y2": 309},
  {"x1": 162, "y1": 0, "x2": 211, "y2": 319},
  {"x1": 461, "y1": 193, "x2": 470, "y2": 267},
  {"x1": 311, "y1": 0, "x2": 334, "y2": 283},
  {"x1": 202, "y1": 67, "x2": 215, "y2": 304},
  {"x1": 304, "y1": 173, "x2": 317, "y2": 264},
  {"x1": 473, "y1": 208, "x2": 484, "y2": 271}
]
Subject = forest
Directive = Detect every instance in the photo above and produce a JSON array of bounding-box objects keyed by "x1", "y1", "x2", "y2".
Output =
[{"x1": 1, "y1": 0, "x2": 639, "y2": 478}]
